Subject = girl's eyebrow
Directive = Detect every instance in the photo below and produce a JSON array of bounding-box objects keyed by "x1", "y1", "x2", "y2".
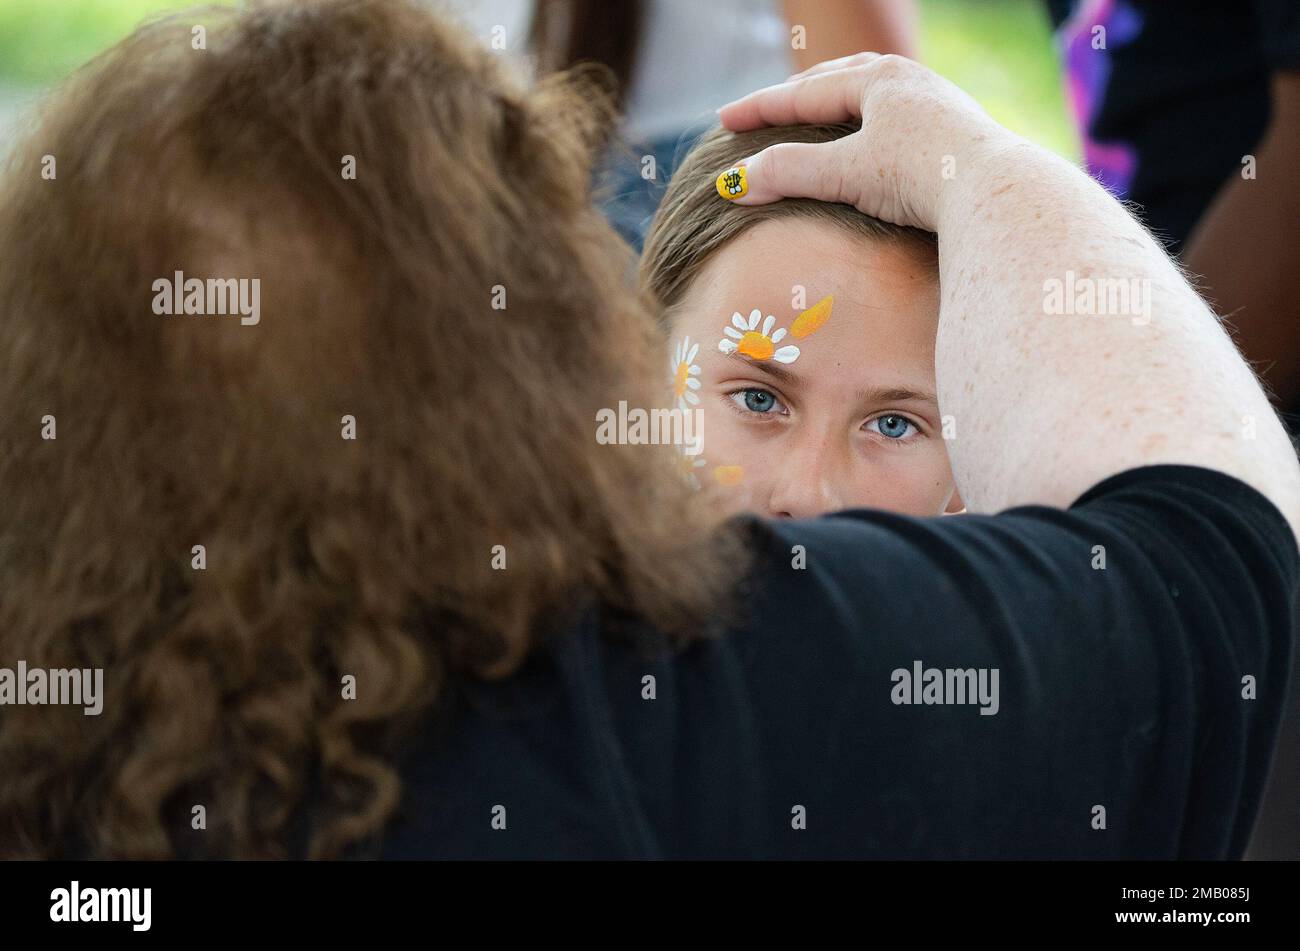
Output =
[
  {"x1": 857, "y1": 385, "x2": 939, "y2": 406},
  {"x1": 725, "y1": 355, "x2": 936, "y2": 406},
  {"x1": 724, "y1": 353, "x2": 801, "y2": 387}
]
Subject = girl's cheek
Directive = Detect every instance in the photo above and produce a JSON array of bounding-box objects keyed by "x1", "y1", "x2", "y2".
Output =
[
  {"x1": 845, "y1": 447, "x2": 950, "y2": 515},
  {"x1": 695, "y1": 413, "x2": 758, "y2": 511}
]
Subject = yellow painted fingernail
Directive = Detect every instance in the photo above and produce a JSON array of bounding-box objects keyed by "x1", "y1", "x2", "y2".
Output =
[{"x1": 715, "y1": 165, "x2": 748, "y2": 200}]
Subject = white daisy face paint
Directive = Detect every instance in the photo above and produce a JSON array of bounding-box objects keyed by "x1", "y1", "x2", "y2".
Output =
[
  {"x1": 670, "y1": 335, "x2": 742, "y2": 486},
  {"x1": 716, "y1": 296, "x2": 832, "y2": 364},
  {"x1": 718, "y1": 308, "x2": 801, "y2": 363},
  {"x1": 670, "y1": 335, "x2": 703, "y2": 412}
]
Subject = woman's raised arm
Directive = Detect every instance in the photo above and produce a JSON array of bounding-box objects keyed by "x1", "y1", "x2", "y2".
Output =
[{"x1": 716, "y1": 53, "x2": 1300, "y2": 538}]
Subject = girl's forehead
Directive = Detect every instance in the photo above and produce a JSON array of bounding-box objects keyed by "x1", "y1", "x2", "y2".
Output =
[
  {"x1": 676, "y1": 231, "x2": 939, "y2": 373},
  {"x1": 686, "y1": 220, "x2": 937, "y2": 314}
]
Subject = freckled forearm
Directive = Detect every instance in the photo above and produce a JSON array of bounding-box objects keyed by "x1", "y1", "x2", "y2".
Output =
[{"x1": 930, "y1": 139, "x2": 1300, "y2": 536}]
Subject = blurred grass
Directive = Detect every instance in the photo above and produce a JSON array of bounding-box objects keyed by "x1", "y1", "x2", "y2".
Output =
[
  {"x1": 0, "y1": 0, "x2": 1077, "y2": 158},
  {"x1": 919, "y1": 0, "x2": 1079, "y2": 159}
]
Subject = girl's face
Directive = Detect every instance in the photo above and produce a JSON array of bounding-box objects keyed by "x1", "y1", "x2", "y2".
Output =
[{"x1": 669, "y1": 217, "x2": 958, "y2": 519}]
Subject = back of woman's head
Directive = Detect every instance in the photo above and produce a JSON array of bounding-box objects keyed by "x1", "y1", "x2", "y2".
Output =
[{"x1": 0, "y1": 0, "x2": 727, "y2": 858}]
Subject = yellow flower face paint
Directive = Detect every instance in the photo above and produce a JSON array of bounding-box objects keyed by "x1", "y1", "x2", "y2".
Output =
[
  {"x1": 719, "y1": 309, "x2": 800, "y2": 363},
  {"x1": 716, "y1": 166, "x2": 748, "y2": 200}
]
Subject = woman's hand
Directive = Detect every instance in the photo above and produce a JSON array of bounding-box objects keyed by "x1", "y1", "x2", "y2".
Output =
[{"x1": 716, "y1": 52, "x2": 1017, "y2": 232}]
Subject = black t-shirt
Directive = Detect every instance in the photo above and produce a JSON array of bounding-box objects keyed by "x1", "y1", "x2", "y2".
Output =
[{"x1": 375, "y1": 466, "x2": 1297, "y2": 859}]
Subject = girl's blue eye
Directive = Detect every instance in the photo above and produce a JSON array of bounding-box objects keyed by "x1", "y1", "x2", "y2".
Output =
[
  {"x1": 872, "y1": 414, "x2": 915, "y2": 439},
  {"x1": 731, "y1": 388, "x2": 781, "y2": 414}
]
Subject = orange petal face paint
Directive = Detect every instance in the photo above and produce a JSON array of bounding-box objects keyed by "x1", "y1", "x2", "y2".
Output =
[
  {"x1": 713, "y1": 465, "x2": 744, "y2": 487},
  {"x1": 790, "y1": 295, "x2": 832, "y2": 339}
]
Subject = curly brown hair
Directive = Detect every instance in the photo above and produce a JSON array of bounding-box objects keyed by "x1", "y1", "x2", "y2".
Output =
[{"x1": 0, "y1": 0, "x2": 734, "y2": 858}]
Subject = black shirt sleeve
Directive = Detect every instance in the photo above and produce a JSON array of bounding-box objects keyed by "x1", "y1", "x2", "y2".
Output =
[
  {"x1": 381, "y1": 466, "x2": 1297, "y2": 859},
  {"x1": 595, "y1": 465, "x2": 1294, "y2": 857}
]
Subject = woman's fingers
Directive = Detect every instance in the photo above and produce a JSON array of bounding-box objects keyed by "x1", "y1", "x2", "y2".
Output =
[
  {"x1": 715, "y1": 53, "x2": 1010, "y2": 231},
  {"x1": 784, "y1": 50, "x2": 883, "y2": 84},
  {"x1": 717, "y1": 65, "x2": 872, "y2": 132},
  {"x1": 714, "y1": 138, "x2": 857, "y2": 207}
]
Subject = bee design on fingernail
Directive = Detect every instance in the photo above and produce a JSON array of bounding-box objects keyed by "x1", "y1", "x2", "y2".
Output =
[{"x1": 716, "y1": 166, "x2": 748, "y2": 200}]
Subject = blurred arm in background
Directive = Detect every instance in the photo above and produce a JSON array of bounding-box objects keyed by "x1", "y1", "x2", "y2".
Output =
[
  {"x1": 783, "y1": 0, "x2": 919, "y2": 68},
  {"x1": 1183, "y1": 70, "x2": 1300, "y2": 419}
]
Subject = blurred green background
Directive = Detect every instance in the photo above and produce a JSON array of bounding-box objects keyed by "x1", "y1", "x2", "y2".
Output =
[
  {"x1": 0, "y1": 0, "x2": 1078, "y2": 159},
  {"x1": 919, "y1": 0, "x2": 1077, "y2": 158}
]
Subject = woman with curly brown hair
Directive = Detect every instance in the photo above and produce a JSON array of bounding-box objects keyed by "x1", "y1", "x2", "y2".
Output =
[
  {"x1": 0, "y1": 0, "x2": 1296, "y2": 860},
  {"x1": 0, "y1": 0, "x2": 732, "y2": 858}
]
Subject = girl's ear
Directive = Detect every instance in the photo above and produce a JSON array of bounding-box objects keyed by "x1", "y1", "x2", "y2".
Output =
[{"x1": 943, "y1": 486, "x2": 966, "y2": 515}]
